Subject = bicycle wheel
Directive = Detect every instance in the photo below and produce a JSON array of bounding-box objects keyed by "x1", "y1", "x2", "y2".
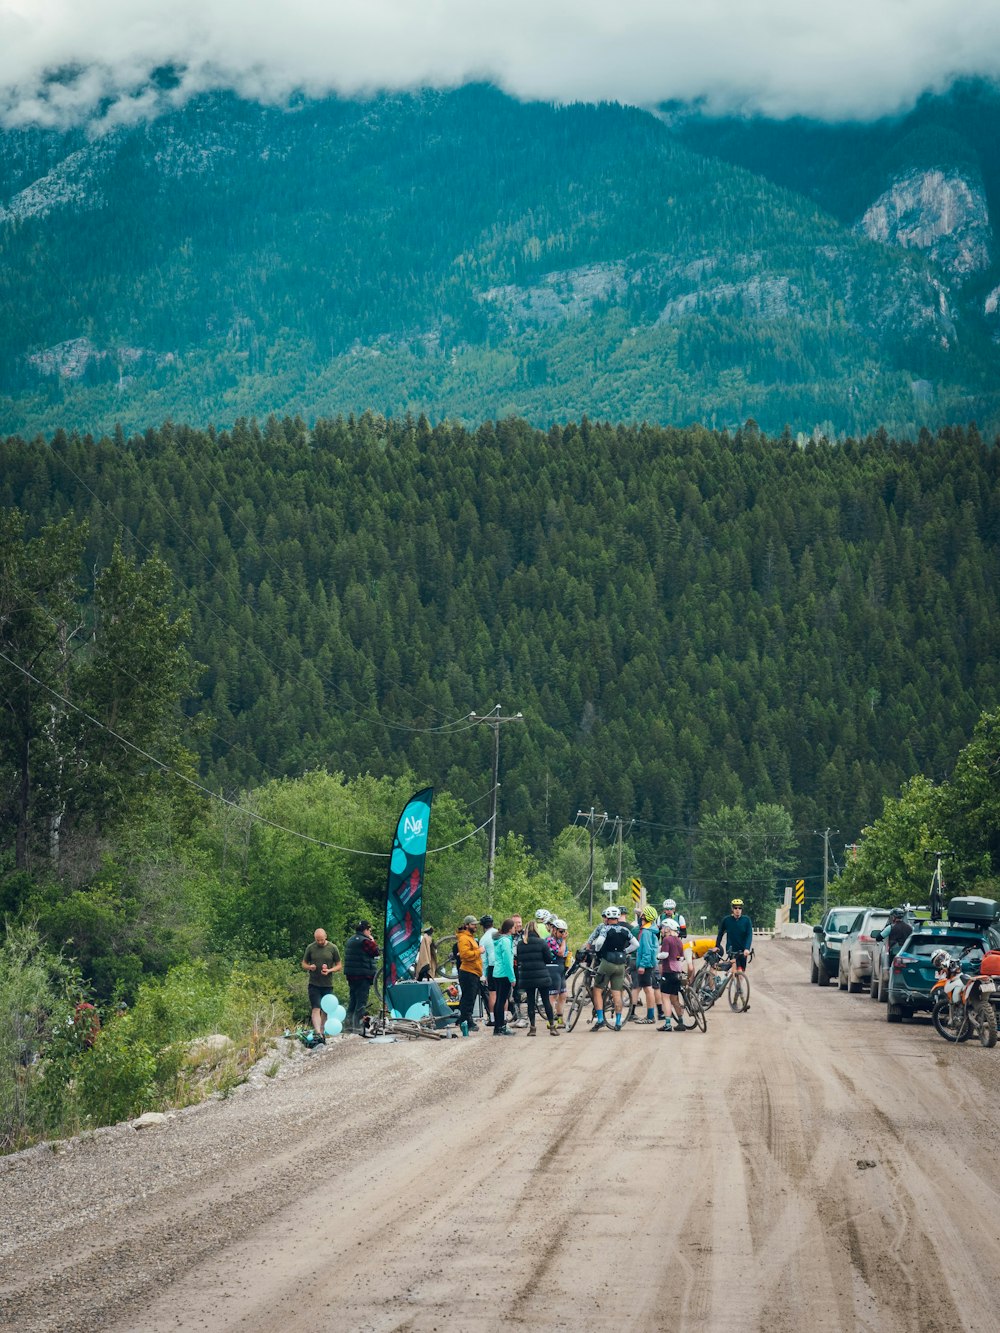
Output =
[
  {"x1": 565, "y1": 994, "x2": 585, "y2": 1031},
  {"x1": 729, "y1": 970, "x2": 749, "y2": 1012},
  {"x1": 570, "y1": 968, "x2": 591, "y2": 1001},
  {"x1": 617, "y1": 984, "x2": 634, "y2": 1025},
  {"x1": 682, "y1": 986, "x2": 707, "y2": 1033}
]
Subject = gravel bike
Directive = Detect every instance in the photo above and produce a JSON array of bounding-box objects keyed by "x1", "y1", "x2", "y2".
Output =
[
  {"x1": 565, "y1": 956, "x2": 634, "y2": 1030},
  {"x1": 693, "y1": 947, "x2": 751, "y2": 1013}
]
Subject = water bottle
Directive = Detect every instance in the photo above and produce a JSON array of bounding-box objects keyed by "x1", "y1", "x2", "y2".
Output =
[{"x1": 460, "y1": 1020, "x2": 469, "y2": 1037}]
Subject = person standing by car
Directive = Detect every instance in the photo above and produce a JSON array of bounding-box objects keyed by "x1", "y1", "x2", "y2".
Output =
[
  {"x1": 886, "y1": 908, "x2": 913, "y2": 960},
  {"x1": 517, "y1": 920, "x2": 560, "y2": 1036},
  {"x1": 716, "y1": 899, "x2": 754, "y2": 971},
  {"x1": 343, "y1": 921, "x2": 379, "y2": 1033},
  {"x1": 491, "y1": 918, "x2": 517, "y2": 1036},
  {"x1": 456, "y1": 916, "x2": 483, "y2": 1032},
  {"x1": 302, "y1": 927, "x2": 342, "y2": 1042}
]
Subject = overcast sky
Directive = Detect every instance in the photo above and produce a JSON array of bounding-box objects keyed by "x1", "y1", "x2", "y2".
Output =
[{"x1": 2, "y1": 0, "x2": 1000, "y2": 130}]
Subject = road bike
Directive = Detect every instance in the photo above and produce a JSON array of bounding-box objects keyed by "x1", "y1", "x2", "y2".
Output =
[
  {"x1": 565, "y1": 956, "x2": 634, "y2": 1031},
  {"x1": 693, "y1": 948, "x2": 751, "y2": 1012}
]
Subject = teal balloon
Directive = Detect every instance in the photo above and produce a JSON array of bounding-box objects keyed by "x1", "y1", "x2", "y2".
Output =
[
  {"x1": 320, "y1": 994, "x2": 338, "y2": 1015},
  {"x1": 335, "y1": 1003, "x2": 347, "y2": 1021},
  {"x1": 324, "y1": 1018, "x2": 343, "y2": 1036}
]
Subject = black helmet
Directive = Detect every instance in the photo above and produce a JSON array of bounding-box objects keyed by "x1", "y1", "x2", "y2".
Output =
[
  {"x1": 480, "y1": 914, "x2": 494, "y2": 928},
  {"x1": 889, "y1": 907, "x2": 904, "y2": 920}
]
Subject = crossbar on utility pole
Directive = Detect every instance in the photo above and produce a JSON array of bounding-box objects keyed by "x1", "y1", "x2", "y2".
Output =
[
  {"x1": 470, "y1": 705, "x2": 524, "y2": 909},
  {"x1": 815, "y1": 827, "x2": 838, "y2": 916}
]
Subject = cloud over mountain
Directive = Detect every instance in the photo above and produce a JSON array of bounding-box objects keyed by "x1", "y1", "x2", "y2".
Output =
[{"x1": 2, "y1": 0, "x2": 1000, "y2": 128}]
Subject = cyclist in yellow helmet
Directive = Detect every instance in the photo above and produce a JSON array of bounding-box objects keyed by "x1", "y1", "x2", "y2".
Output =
[{"x1": 630, "y1": 905, "x2": 660, "y2": 1023}]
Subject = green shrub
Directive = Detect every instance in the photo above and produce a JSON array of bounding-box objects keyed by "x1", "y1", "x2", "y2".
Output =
[{"x1": 74, "y1": 1014, "x2": 157, "y2": 1125}]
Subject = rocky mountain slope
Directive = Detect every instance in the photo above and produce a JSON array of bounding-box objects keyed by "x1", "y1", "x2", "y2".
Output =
[{"x1": 2, "y1": 82, "x2": 1000, "y2": 438}]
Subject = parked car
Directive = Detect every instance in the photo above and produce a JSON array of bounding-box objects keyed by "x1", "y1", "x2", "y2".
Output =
[
  {"x1": 811, "y1": 906, "x2": 864, "y2": 987},
  {"x1": 838, "y1": 908, "x2": 891, "y2": 992},
  {"x1": 886, "y1": 897, "x2": 1000, "y2": 1022},
  {"x1": 869, "y1": 908, "x2": 923, "y2": 1002}
]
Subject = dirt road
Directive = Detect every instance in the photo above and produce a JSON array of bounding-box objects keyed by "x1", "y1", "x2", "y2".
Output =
[{"x1": 4, "y1": 938, "x2": 1000, "y2": 1332}]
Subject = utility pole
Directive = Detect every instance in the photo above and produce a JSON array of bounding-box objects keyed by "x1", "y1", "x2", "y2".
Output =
[
  {"x1": 576, "y1": 806, "x2": 608, "y2": 925},
  {"x1": 470, "y1": 705, "x2": 524, "y2": 909},
  {"x1": 815, "y1": 827, "x2": 838, "y2": 916},
  {"x1": 614, "y1": 816, "x2": 624, "y2": 895}
]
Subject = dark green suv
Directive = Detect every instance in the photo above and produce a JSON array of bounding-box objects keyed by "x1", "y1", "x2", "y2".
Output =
[
  {"x1": 811, "y1": 906, "x2": 864, "y2": 987},
  {"x1": 886, "y1": 922, "x2": 1000, "y2": 1022}
]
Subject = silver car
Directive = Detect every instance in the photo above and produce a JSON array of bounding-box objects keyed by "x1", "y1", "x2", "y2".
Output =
[{"x1": 838, "y1": 908, "x2": 891, "y2": 993}]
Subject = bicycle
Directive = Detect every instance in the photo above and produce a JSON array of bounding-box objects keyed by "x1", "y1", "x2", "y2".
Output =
[
  {"x1": 674, "y1": 974, "x2": 708, "y2": 1032},
  {"x1": 565, "y1": 956, "x2": 634, "y2": 1030},
  {"x1": 693, "y1": 947, "x2": 751, "y2": 1012}
]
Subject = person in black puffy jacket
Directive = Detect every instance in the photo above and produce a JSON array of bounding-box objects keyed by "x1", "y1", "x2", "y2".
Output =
[{"x1": 516, "y1": 922, "x2": 559, "y2": 1036}]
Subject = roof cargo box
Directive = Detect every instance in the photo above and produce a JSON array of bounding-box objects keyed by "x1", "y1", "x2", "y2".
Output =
[{"x1": 947, "y1": 896, "x2": 998, "y2": 926}]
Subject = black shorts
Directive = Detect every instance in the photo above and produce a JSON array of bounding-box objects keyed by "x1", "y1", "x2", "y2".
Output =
[
  {"x1": 308, "y1": 984, "x2": 333, "y2": 1011},
  {"x1": 486, "y1": 966, "x2": 495, "y2": 989},
  {"x1": 633, "y1": 970, "x2": 659, "y2": 992},
  {"x1": 658, "y1": 971, "x2": 682, "y2": 996}
]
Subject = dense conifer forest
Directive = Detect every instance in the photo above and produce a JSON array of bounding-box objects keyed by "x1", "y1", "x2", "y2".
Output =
[{"x1": 3, "y1": 415, "x2": 998, "y2": 883}]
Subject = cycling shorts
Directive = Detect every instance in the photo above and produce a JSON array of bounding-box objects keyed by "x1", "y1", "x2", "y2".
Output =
[
  {"x1": 658, "y1": 971, "x2": 682, "y2": 996},
  {"x1": 596, "y1": 959, "x2": 626, "y2": 989},
  {"x1": 633, "y1": 969, "x2": 659, "y2": 992}
]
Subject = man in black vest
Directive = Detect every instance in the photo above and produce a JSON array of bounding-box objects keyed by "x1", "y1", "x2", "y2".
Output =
[{"x1": 344, "y1": 920, "x2": 380, "y2": 1033}]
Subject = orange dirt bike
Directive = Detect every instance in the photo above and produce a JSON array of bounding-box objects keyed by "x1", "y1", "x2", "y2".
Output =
[{"x1": 930, "y1": 959, "x2": 998, "y2": 1047}]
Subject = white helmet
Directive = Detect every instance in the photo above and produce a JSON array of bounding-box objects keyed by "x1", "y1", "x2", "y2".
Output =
[
  {"x1": 663, "y1": 898, "x2": 676, "y2": 911},
  {"x1": 602, "y1": 905, "x2": 622, "y2": 920},
  {"x1": 535, "y1": 909, "x2": 552, "y2": 923},
  {"x1": 662, "y1": 917, "x2": 679, "y2": 933},
  {"x1": 931, "y1": 949, "x2": 950, "y2": 971},
  {"x1": 551, "y1": 918, "x2": 567, "y2": 931}
]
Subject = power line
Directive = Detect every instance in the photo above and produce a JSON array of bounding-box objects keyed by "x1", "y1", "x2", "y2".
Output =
[{"x1": 0, "y1": 647, "x2": 491, "y2": 858}]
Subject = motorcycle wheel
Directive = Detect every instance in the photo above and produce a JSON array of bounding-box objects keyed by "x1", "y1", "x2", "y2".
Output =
[
  {"x1": 931, "y1": 997, "x2": 966, "y2": 1043},
  {"x1": 972, "y1": 1000, "x2": 998, "y2": 1048}
]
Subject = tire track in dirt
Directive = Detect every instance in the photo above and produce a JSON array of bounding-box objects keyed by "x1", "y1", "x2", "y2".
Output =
[{"x1": 8, "y1": 941, "x2": 1000, "y2": 1332}]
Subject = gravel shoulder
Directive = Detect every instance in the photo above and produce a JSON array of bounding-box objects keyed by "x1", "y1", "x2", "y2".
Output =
[{"x1": 5, "y1": 939, "x2": 1000, "y2": 1332}]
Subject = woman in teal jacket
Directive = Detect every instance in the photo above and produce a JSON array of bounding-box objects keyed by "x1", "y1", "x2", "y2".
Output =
[
  {"x1": 491, "y1": 919, "x2": 517, "y2": 1036},
  {"x1": 633, "y1": 908, "x2": 660, "y2": 1024}
]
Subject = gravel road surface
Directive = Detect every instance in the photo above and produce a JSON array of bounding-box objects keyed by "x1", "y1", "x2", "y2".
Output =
[{"x1": 4, "y1": 938, "x2": 1000, "y2": 1332}]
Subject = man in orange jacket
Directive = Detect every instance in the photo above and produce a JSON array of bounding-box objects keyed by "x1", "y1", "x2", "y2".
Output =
[{"x1": 456, "y1": 916, "x2": 483, "y2": 1032}]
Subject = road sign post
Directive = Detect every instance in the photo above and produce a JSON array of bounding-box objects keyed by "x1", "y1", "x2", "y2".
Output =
[{"x1": 795, "y1": 878, "x2": 805, "y2": 924}]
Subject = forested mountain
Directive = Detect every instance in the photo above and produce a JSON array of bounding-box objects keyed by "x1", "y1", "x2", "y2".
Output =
[
  {"x1": 2, "y1": 417, "x2": 998, "y2": 885},
  {"x1": 4, "y1": 83, "x2": 1000, "y2": 438}
]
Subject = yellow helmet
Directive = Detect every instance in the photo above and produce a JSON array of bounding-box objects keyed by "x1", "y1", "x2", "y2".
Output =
[
  {"x1": 641, "y1": 905, "x2": 657, "y2": 924},
  {"x1": 730, "y1": 898, "x2": 744, "y2": 908}
]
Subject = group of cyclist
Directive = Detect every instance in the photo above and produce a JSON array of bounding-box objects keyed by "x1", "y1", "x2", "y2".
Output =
[{"x1": 451, "y1": 897, "x2": 754, "y2": 1036}]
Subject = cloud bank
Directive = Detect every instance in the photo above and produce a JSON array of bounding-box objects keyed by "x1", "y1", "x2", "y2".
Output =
[{"x1": 2, "y1": 0, "x2": 1000, "y2": 130}]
